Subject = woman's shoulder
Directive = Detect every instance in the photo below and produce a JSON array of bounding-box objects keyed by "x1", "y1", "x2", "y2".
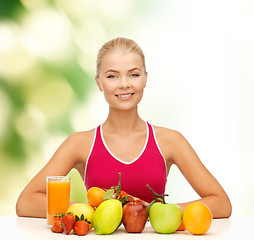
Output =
[
  {"x1": 151, "y1": 125, "x2": 186, "y2": 161},
  {"x1": 152, "y1": 125, "x2": 183, "y2": 143},
  {"x1": 68, "y1": 128, "x2": 96, "y2": 144},
  {"x1": 61, "y1": 128, "x2": 97, "y2": 160},
  {"x1": 61, "y1": 128, "x2": 96, "y2": 153}
]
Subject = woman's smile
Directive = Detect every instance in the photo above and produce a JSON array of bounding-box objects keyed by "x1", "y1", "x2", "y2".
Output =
[{"x1": 115, "y1": 93, "x2": 135, "y2": 100}]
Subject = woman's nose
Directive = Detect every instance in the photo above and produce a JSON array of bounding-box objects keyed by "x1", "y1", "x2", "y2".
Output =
[{"x1": 119, "y1": 76, "x2": 131, "y2": 88}]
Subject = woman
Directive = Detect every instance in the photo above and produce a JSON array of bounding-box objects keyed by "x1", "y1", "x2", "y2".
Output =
[{"x1": 16, "y1": 37, "x2": 232, "y2": 218}]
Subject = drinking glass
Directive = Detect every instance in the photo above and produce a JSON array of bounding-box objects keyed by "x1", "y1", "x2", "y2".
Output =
[{"x1": 46, "y1": 176, "x2": 70, "y2": 226}]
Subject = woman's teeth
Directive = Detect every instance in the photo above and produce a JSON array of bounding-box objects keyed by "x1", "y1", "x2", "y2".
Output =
[
  {"x1": 117, "y1": 94, "x2": 132, "y2": 97},
  {"x1": 116, "y1": 93, "x2": 134, "y2": 99}
]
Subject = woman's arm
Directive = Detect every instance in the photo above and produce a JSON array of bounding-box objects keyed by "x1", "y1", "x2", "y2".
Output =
[
  {"x1": 16, "y1": 130, "x2": 94, "y2": 218},
  {"x1": 156, "y1": 127, "x2": 232, "y2": 218}
]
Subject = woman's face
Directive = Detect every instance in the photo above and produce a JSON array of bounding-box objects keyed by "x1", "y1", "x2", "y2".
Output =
[{"x1": 96, "y1": 50, "x2": 147, "y2": 111}]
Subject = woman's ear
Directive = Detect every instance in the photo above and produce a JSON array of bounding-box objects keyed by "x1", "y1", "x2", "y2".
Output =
[
  {"x1": 95, "y1": 76, "x2": 103, "y2": 92},
  {"x1": 144, "y1": 72, "x2": 148, "y2": 88}
]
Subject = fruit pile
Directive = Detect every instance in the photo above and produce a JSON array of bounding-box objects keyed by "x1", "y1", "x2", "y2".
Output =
[{"x1": 50, "y1": 173, "x2": 212, "y2": 235}]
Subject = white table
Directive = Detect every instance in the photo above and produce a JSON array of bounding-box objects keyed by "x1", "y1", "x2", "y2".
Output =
[{"x1": 2, "y1": 216, "x2": 253, "y2": 239}]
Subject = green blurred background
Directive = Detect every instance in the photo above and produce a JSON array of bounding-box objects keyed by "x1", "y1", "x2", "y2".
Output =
[
  {"x1": 0, "y1": 0, "x2": 162, "y2": 215},
  {"x1": 1, "y1": 0, "x2": 254, "y2": 216}
]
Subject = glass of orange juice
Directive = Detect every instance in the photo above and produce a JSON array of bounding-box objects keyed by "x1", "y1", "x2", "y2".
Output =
[{"x1": 46, "y1": 176, "x2": 70, "y2": 226}]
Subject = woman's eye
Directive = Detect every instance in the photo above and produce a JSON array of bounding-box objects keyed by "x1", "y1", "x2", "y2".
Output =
[
  {"x1": 130, "y1": 74, "x2": 140, "y2": 77},
  {"x1": 107, "y1": 75, "x2": 116, "y2": 79}
]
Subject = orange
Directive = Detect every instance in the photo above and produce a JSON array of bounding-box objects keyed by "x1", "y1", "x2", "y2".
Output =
[
  {"x1": 87, "y1": 187, "x2": 106, "y2": 208},
  {"x1": 183, "y1": 202, "x2": 212, "y2": 235},
  {"x1": 176, "y1": 220, "x2": 185, "y2": 231}
]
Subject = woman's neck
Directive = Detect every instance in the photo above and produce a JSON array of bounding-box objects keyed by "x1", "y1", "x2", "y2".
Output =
[{"x1": 103, "y1": 106, "x2": 145, "y2": 133}]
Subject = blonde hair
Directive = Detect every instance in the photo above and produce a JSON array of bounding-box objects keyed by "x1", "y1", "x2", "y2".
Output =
[{"x1": 96, "y1": 37, "x2": 146, "y2": 77}]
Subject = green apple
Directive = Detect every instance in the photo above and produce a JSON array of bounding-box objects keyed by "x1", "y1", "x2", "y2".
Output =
[
  {"x1": 149, "y1": 202, "x2": 182, "y2": 234},
  {"x1": 67, "y1": 168, "x2": 88, "y2": 203},
  {"x1": 146, "y1": 184, "x2": 182, "y2": 234}
]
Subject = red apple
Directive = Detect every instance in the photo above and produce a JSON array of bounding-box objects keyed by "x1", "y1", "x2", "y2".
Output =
[{"x1": 122, "y1": 199, "x2": 149, "y2": 233}]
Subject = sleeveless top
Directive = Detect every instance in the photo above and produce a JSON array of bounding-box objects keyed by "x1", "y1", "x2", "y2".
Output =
[{"x1": 84, "y1": 122, "x2": 167, "y2": 203}]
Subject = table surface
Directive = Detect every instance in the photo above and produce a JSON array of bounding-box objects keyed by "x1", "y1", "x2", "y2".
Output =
[{"x1": 2, "y1": 216, "x2": 253, "y2": 239}]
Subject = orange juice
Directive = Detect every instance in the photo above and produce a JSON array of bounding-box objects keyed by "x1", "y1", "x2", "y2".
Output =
[{"x1": 47, "y1": 177, "x2": 70, "y2": 226}]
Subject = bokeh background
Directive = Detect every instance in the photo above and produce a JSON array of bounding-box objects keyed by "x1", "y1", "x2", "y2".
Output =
[{"x1": 0, "y1": 0, "x2": 253, "y2": 216}]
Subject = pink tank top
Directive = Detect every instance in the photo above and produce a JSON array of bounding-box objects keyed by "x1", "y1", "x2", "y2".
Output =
[{"x1": 84, "y1": 122, "x2": 167, "y2": 203}]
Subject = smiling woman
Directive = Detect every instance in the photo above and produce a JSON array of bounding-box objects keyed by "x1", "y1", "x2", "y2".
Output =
[
  {"x1": 16, "y1": 37, "x2": 231, "y2": 219},
  {"x1": 95, "y1": 47, "x2": 147, "y2": 111}
]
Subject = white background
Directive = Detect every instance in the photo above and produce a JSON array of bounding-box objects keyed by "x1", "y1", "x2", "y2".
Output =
[{"x1": 78, "y1": 0, "x2": 254, "y2": 216}]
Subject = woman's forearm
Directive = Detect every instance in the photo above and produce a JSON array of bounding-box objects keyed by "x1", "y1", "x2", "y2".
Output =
[
  {"x1": 16, "y1": 192, "x2": 46, "y2": 218},
  {"x1": 177, "y1": 194, "x2": 232, "y2": 219}
]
